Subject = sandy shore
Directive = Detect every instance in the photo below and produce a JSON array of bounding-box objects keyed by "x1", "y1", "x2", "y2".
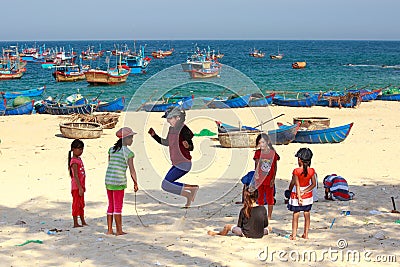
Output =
[{"x1": 1, "y1": 101, "x2": 399, "y2": 266}]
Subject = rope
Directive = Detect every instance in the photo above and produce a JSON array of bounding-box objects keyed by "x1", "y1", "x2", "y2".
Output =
[
  {"x1": 134, "y1": 191, "x2": 148, "y2": 227},
  {"x1": 205, "y1": 184, "x2": 243, "y2": 220}
]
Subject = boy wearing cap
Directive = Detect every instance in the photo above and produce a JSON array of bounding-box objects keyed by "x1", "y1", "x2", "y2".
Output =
[
  {"x1": 105, "y1": 127, "x2": 138, "y2": 235},
  {"x1": 148, "y1": 107, "x2": 199, "y2": 207}
]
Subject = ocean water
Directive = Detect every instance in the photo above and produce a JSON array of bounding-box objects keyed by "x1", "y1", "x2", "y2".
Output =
[{"x1": 1, "y1": 40, "x2": 399, "y2": 109}]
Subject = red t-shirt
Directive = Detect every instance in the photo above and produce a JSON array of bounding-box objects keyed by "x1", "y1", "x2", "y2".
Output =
[
  {"x1": 253, "y1": 149, "x2": 280, "y2": 186},
  {"x1": 70, "y1": 157, "x2": 86, "y2": 191},
  {"x1": 293, "y1": 167, "x2": 315, "y2": 187}
]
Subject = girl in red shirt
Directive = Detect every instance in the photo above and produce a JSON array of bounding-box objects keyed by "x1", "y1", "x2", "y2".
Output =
[
  {"x1": 68, "y1": 139, "x2": 87, "y2": 228},
  {"x1": 287, "y1": 148, "x2": 316, "y2": 240},
  {"x1": 253, "y1": 133, "x2": 279, "y2": 220}
]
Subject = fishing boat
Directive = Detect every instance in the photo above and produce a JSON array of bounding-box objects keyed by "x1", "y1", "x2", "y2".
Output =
[
  {"x1": 84, "y1": 65, "x2": 131, "y2": 85},
  {"x1": 1, "y1": 86, "x2": 46, "y2": 99},
  {"x1": 4, "y1": 100, "x2": 34, "y2": 115},
  {"x1": 181, "y1": 55, "x2": 221, "y2": 79},
  {"x1": 0, "y1": 98, "x2": 6, "y2": 115},
  {"x1": 122, "y1": 46, "x2": 151, "y2": 74},
  {"x1": 293, "y1": 122, "x2": 354, "y2": 144},
  {"x1": 216, "y1": 121, "x2": 300, "y2": 147},
  {"x1": 316, "y1": 91, "x2": 361, "y2": 108},
  {"x1": 202, "y1": 93, "x2": 252, "y2": 109},
  {"x1": 44, "y1": 102, "x2": 95, "y2": 115},
  {"x1": 272, "y1": 93, "x2": 320, "y2": 107},
  {"x1": 96, "y1": 97, "x2": 125, "y2": 112},
  {"x1": 346, "y1": 88, "x2": 381, "y2": 101},
  {"x1": 376, "y1": 87, "x2": 400, "y2": 101},
  {"x1": 151, "y1": 48, "x2": 174, "y2": 59},
  {"x1": 249, "y1": 49, "x2": 265, "y2": 58},
  {"x1": 52, "y1": 64, "x2": 85, "y2": 82},
  {"x1": 292, "y1": 62, "x2": 307, "y2": 69},
  {"x1": 59, "y1": 122, "x2": 103, "y2": 139},
  {"x1": 248, "y1": 93, "x2": 275, "y2": 107},
  {"x1": 141, "y1": 95, "x2": 194, "y2": 112}
]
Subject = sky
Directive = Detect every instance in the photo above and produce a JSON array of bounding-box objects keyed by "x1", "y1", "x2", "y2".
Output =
[{"x1": 2, "y1": 0, "x2": 400, "y2": 41}]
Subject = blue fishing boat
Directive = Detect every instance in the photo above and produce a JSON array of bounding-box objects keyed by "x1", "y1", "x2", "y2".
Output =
[
  {"x1": 248, "y1": 93, "x2": 275, "y2": 107},
  {"x1": 347, "y1": 89, "x2": 381, "y2": 101},
  {"x1": 272, "y1": 93, "x2": 320, "y2": 107},
  {"x1": 96, "y1": 97, "x2": 125, "y2": 112},
  {"x1": 1, "y1": 86, "x2": 46, "y2": 99},
  {"x1": 203, "y1": 93, "x2": 252, "y2": 109},
  {"x1": 142, "y1": 95, "x2": 193, "y2": 112},
  {"x1": 5, "y1": 100, "x2": 34, "y2": 115},
  {"x1": 215, "y1": 121, "x2": 300, "y2": 145},
  {"x1": 316, "y1": 92, "x2": 361, "y2": 108},
  {"x1": 44, "y1": 102, "x2": 95, "y2": 115},
  {"x1": 293, "y1": 122, "x2": 353, "y2": 144},
  {"x1": 376, "y1": 88, "x2": 400, "y2": 101},
  {"x1": 0, "y1": 99, "x2": 6, "y2": 115},
  {"x1": 121, "y1": 46, "x2": 151, "y2": 74}
]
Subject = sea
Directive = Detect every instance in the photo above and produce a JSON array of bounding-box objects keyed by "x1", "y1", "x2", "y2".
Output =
[{"x1": 1, "y1": 40, "x2": 399, "y2": 110}]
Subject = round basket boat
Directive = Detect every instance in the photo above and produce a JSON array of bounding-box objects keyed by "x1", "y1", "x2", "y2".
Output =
[
  {"x1": 60, "y1": 122, "x2": 103, "y2": 139},
  {"x1": 218, "y1": 130, "x2": 264, "y2": 148},
  {"x1": 293, "y1": 117, "x2": 330, "y2": 130}
]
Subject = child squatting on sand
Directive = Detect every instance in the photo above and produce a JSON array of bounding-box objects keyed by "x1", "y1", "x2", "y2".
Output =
[
  {"x1": 105, "y1": 127, "x2": 138, "y2": 235},
  {"x1": 287, "y1": 148, "x2": 316, "y2": 240},
  {"x1": 148, "y1": 106, "x2": 198, "y2": 208},
  {"x1": 68, "y1": 139, "x2": 87, "y2": 228},
  {"x1": 208, "y1": 189, "x2": 271, "y2": 238}
]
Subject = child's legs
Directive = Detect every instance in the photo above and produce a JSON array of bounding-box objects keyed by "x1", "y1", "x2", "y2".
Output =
[
  {"x1": 291, "y1": 211, "x2": 300, "y2": 239},
  {"x1": 265, "y1": 186, "x2": 275, "y2": 219},
  {"x1": 71, "y1": 190, "x2": 84, "y2": 217},
  {"x1": 257, "y1": 184, "x2": 266, "y2": 205},
  {"x1": 162, "y1": 165, "x2": 189, "y2": 195},
  {"x1": 303, "y1": 211, "x2": 311, "y2": 238},
  {"x1": 107, "y1": 189, "x2": 125, "y2": 215}
]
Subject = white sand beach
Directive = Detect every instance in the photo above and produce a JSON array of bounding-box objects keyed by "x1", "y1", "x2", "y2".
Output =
[{"x1": 1, "y1": 101, "x2": 400, "y2": 266}]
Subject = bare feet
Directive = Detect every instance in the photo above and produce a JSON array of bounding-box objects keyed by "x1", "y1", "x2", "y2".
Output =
[
  {"x1": 301, "y1": 233, "x2": 308, "y2": 239},
  {"x1": 106, "y1": 231, "x2": 114, "y2": 235},
  {"x1": 289, "y1": 235, "x2": 296, "y2": 240},
  {"x1": 207, "y1": 230, "x2": 218, "y2": 236},
  {"x1": 191, "y1": 186, "x2": 199, "y2": 202},
  {"x1": 73, "y1": 224, "x2": 83, "y2": 228},
  {"x1": 115, "y1": 231, "x2": 127, "y2": 236},
  {"x1": 82, "y1": 222, "x2": 88, "y2": 226},
  {"x1": 265, "y1": 226, "x2": 272, "y2": 235}
]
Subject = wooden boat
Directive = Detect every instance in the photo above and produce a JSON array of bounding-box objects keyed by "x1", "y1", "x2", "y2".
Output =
[
  {"x1": 68, "y1": 113, "x2": 120, "y2": 129},
  {"x1": 376, "y1": 88, "x2": 400, "y2": 101},
  {"x1": 121, "y1": 46, "x2": 151, "y2": 74},
  {"x1": 292, "y1": 62, "x2": 307, "y2": 69},
  {"x1": 5, "y1": 100, "x2": 34, "y2": 115},
  {"x1": 270, "y1": 54, "x2": 283, "y2": 60},
  {"x1": 96, "y1": 97, "x2": 125, "y2": 112},
  {"x1": 249, "y1": 49, "x2": 265, "y2": 58},
  {"x1": 84, "y1": 66, "x2": 131, "y2": 85},
  {"x1": 189, "y1": 67, "x2": 220, "y2": 78},
  {"x1": 52, "y1": 64, "x2": 85, "y2": 82},
  {"x1": 0, "y1": 68, "x2": 25, "y2": 80},
  {"x1": 44, "y1": 102, "x2": 95, "y2": 115},
  {"x1": 59, "y1": 122, "x2": 103, "y2": 139},
  {"x1": 316, "y1": 92, "x2": 361, "y2": 108},
  {"x1": 141, "y1": 95, "x2": 194, "y2": 112},
  {"x1": 181, "y1": 59, "x2": 221, "y2": 79},
  {"x1": 293, "y1": 122, "x2": 354, "y2": 144},
  {"x1": 272, "y1": 93, "x2": 320, "y2": 107},
  {"x1": 293, "y1": 117, "x2": 330, "y2": 130},
  {"x1": 248, "y1": 93, "x2": 275, "y2": 107},
  {"x1": 346, "y1": 88, "x2": 381, "y2": 101},
  {"x1": 216, "y1": 122, "x2": 300, "y2": 147},
  {"x1": 1, "y1": 86, "x2": 45, "y2": 99},
  {"x1": 151, "y1": 48, "x2": 174, "y2": 59},
  {"x1": 202, "y1": 93, "x2": 252, "y2": 109}
]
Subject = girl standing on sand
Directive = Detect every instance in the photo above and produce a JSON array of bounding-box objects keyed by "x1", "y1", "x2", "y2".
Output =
[
  {"x1": 68, "y1": 139, "x2": 87, "y2": 228},
  {"x1": 148, "y1": 106, "x2": 198, "y2": 208},
  {"x1": 287, "y1": 148, "x2": 316, "y2": 240},
  {"x1": 207, "y1": 189, "x2": 271, "y2": 238},
  {"x1": 105, "y1": 127, "x2": 138, "y2": 235},
  {"x1": 253, "y1": 133, "x2": 280, "y2": 220}
]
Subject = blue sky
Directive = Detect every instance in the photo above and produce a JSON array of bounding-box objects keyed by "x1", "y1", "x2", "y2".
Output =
[{"x1": 2, "y1": 0, "x2": 400, "y2": 41}]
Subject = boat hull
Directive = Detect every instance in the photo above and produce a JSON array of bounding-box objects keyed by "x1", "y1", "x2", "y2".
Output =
[
  {"x1": 54, "y1": 71, "x2": 86, "y2": 82},
  {"x1": 376, "y1": 93, "x2": 400, "y2": 101},
  {"x1": 5, "y1": 100, "x2": 34, "y2": 115},
  {"x1": 45, "y1": 103, "x2": 95, "y2": 115},
  {"x1": 96, "y1": 97, "x2": 125, "y2": 112},
  {"x1": 1, "y1": 86, "x2": 46, "y2": 99},
  {"x1": 84, "y1": 68, "x2": 130, "y2": 85},
  {"x1": 272, "y1": 93, "x2": 320, "y2": 107},
  {"x1": 293, "y1": 123, "x2": 353, "y2": 144},
  {"x1": 203, "y1": 94, "x2": 251, "y2": 109},
  {"x1": 142, "y1": 96, "x2": 193, "y2": 112}
]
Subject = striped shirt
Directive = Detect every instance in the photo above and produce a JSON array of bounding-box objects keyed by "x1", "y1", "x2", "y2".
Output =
[
  {"x1": 105, "y1": 146, "x2": 134, "y2": 190},
  {"x1": 324, "y1": 175, "x2": 352, "y2": 200}
]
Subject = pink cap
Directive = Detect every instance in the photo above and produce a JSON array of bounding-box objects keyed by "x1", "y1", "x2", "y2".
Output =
[{"x1": 116, "y1": 127, "x2": 137, "y2": 138}]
